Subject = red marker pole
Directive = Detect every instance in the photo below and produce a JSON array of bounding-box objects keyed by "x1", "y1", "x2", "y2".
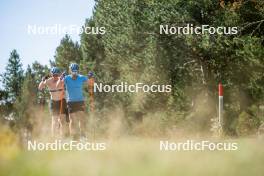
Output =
[{"x1": 218, "y1": 83, "x2": 223, "y2": 127}]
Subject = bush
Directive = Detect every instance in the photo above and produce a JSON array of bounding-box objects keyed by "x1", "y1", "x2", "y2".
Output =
[{"x1": 236, "y1": 111, "x2": 259, "y2": 136}]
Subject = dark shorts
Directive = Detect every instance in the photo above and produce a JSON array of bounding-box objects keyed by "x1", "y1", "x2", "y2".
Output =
[
  {"x1": 49, "y1": 99, "x2": 67, "y2": 115},
  {"x1": 67, "y1": 101, "x2": 85, "y2": 113}
]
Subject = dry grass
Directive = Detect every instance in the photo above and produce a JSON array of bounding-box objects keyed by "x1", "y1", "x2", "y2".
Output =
[
  {"x1": 1, "y1": 107, "x2": 264, "y2": 176},
  {"x1": 0, "y1": 135, "x2": 264, "y2": 176}
]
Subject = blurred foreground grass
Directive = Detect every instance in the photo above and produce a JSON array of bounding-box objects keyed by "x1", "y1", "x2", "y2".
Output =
[{"x1": 0, "y1": 136, "x2": 264, "y2": 176}]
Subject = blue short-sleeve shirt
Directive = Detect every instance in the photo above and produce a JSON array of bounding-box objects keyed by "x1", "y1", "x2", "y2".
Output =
[{"x1": 64, "y1": 75, "x2": 88, "y2": 102}]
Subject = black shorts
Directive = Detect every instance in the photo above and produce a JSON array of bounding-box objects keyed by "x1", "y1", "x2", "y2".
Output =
[
  {"x1": 49, "y1": 99, "x2": 67, "y2": 115},
  {"x1": 67, "y1": 101, "x2": 85, "y2": 113}
]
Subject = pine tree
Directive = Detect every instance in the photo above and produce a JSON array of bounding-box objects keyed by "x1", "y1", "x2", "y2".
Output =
[
  {"x1": 1, "y1": 50, "x2": 24, "y2": 103},
  {"x1": 31, "y1": 61, "x2": 49, "y2": 106},
  {"x1": 79, "y1": 0, "x2": 264, "y2": 135},
  {"x1": 0, "y1": 89, "x2": 12, "y2": 119},
  {"x1": 54, "y1": 34, "x2": 82, "y2": 71},
  {"x1": 80, "y1": 18, "x2": 105, "y2": 75},
  {"x1": 15, "y1": 65, "x2": 36, "y2": 128}
]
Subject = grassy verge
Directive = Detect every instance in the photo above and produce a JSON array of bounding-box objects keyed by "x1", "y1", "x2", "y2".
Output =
[{"x1": 0, "y1": 137, "x2": 264, "y2": 176}]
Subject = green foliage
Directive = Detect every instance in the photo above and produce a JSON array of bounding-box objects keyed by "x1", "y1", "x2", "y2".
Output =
[
  {"x1": 1, "y1": 50, "x2": 24, "y2": 103},
  {"x1": 15, "y1": 62, "x2": 49, "y2": 129},
  {"x1": 54, "y1": 34, "x2": 82, "y2": 72},
  {"x1": 77, "y1": 0, "x2": 264, "y2": 135},
  {"x1": 1, "y1": 0, "x2": 264, "y2": 136},
  {"x1": 14, "y1": 66, "x2": 36, "y2": 125},
  {"x1": 236, "y1": 110, "x2": 260, "y2": 136},
  {"x1": 31, "y1": 61, "x2": 50, "y2": 105}
]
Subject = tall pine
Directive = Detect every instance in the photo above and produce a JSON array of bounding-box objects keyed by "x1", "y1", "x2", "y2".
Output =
[
  {"x1": 54, "y1": 34, "x2": 82, "y2": 71},
  {"x1": 1, "y1": 50, "x2": 24, "y2": 103}
]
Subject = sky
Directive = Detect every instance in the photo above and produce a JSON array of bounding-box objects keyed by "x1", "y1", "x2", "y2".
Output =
[{"x1": 0, "y1": 0, "x2": 95, "y2": 83}]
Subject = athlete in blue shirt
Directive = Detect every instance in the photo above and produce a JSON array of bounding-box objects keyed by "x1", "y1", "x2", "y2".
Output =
[{"x1": 57, "y1": 63, "x2": 89, "y2": 140}]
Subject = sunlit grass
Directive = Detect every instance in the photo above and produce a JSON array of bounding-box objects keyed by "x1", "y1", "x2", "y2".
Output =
[{"x1": 1, "y1": 137, "x2": 264, "y2": 176}]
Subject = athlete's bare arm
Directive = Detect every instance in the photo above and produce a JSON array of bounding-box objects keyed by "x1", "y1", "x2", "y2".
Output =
[
  {"x1": 56, "y1": 77, "x2": 64, "y2": 88},
  {"x1": 38, "y1": 80, "x2": 46, "y2": 90}
]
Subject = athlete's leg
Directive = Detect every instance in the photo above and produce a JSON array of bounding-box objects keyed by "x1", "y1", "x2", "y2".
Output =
[
  {"x1": 69, "y1": 112, "x2": 80, "y2": 140},
  {"x1": 68, "y1": 112, "x2": 74, "y2": 137},
  {"x1": 50, "y1": 100, "x2": 61, "y2": 138},
  {"x1": 51, "y1": 115, "x2": 55, "y2": 138},
  {"x1": 59, "y1": 114, "x2": 69, "y2": 137},
  {"x1": 57, "y1": 115, "x2": 63, "y2": 137},
  {"x1": 50, "y1": 101, "x2": 55, "y2": 138},
  {"x1": 77, "y1": 111, "x2": 87, "y2": 138},
  {"x1": 53, "y1": 115, "x2": 61, "y2": 138}
]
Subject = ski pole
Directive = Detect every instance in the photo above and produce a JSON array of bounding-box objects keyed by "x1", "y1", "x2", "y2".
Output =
[
  {"x1": 88, "y1": 71, "x2": 95, "y2": 112},
  {"x1": 88, "y1": 71, "x2": 95, "y2": 139},
  {"x1": 59, "y1": 72, "x2": 66, "y2": 117},
  {"x1": 89, "y1": 77, "x2": 95, "y2": 112}
]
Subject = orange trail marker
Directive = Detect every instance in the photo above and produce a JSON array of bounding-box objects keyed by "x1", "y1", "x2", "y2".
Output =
[{"x1": 88, "y1": 77, "x2": 95, "y2": 112}]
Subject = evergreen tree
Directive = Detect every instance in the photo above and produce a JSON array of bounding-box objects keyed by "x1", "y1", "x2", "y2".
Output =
[
  {"x1": 54, "y1": 34, "x2": 82, "y2": 71},
  {"x1": 14, "y1": 65, "x2": 36, "y2": 128},
  {"x1": 80, "y1": 17, "x2": 105, "y2": 75},
  {"x1": 0, "y1": 89, "x2": 12, "y2": 119},
  {"x1": 1, "y1": 50, "x2": 24, "y2": 103},
  {"x1": 79, "y1": 0, "x2": 264, "y2": 134},
  {"x1": 31, "y1": 61, "x2": 50, "y2": 106}
]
